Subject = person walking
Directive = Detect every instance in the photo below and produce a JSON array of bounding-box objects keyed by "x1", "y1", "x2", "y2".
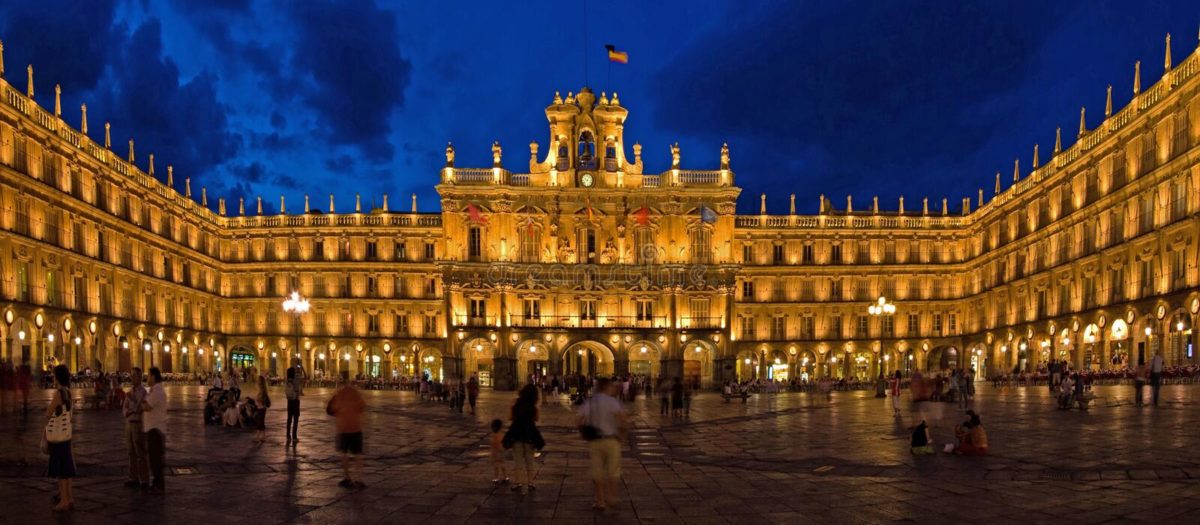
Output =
[
  {"x1": 890, "y1": 370, "x2": 902, "y2": 415},
  {"x1": 327, "y1": 373, "x2": 366, "y2": 489},
  {"x1": 285, "y1": 367, "x2": 302, "y2": 445},
  {"x1": 504, "y1": 384, "x2": 544, "y2": 495},
  {"x1": 122, "y1": 367, "x2": 150, "y2": 490},
  {"x1": 467, "y1": 373, "x2": 480, "y2": 415},
  {"x1": 142, "y1": 367, "x2": 168, "y2": 495},
  {"x1": 45, "y1": 365, "x2": 76, "y2": 511},
  {"x1": 578, "y1": 378, "x2": 627, "y2": 512},
  {"x1": 1134, "y1": 358, "x2": 1148, "y2": 407},
  {"x1": 1150, "y1": 352, "x2": 1164, "y2": 407},
  {"x1": 254, "y1": 376, "x2": 270, "y2": 444}
]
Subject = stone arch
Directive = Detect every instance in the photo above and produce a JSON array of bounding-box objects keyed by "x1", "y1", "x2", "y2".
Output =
[
  {"x1": 463, "y1": 337, "x2": 497, "y2": 386},
  {"x1": 734, "y1": 349, "x2": 758, "y2": 382},
  {"x1": 515, "y1": 339, "x2": 550, "y2": 386},
  {"x1": 627, "y1": 339, "x2": 663, "y2": 378},
  {"x1": 9, "y1": 317, "x2": 32, "y2": 366},
  {"x1": 415, "y1": 345, "x2": 444, "y2": 382},
  {"x1": 682, "y1": 339, "x2": 715, "y2": 388},
  {"x1": 927, "y1": 345, "x2": 960, "y2": 372},
  {"x1": 562, "y1": 340, "x2": 615, "y2": 377}
]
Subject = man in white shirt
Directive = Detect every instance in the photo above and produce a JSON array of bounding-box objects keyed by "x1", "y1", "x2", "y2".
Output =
[
  {"x1": 1150, "y1": 353, "x2": 1165, "y2": 406},
  {"x1": 577, "y1": 378, "x2": 627, "y2": 511},
  {"x1": 142, "y1": 367, "x2": 168, "y2": 494}
]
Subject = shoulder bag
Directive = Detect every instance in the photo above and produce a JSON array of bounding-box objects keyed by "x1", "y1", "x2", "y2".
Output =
[{"x1": 45, "y1": 389, "x2": 73, "y2": 443}]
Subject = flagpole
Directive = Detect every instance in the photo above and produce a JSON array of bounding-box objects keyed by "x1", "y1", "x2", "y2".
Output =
[{"x1": 583, "y1": 0, "x2": 589, "y2": 87}]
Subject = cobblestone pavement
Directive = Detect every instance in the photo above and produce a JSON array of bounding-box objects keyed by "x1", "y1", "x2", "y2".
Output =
[{"x1": 2, "y1": 382, "x2": 1200, "y2": 524}]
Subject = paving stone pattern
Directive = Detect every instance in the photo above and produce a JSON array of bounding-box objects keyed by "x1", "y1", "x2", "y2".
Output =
[{"x1": 1, "y1": 383, "x2": 1200, "y2": 524}]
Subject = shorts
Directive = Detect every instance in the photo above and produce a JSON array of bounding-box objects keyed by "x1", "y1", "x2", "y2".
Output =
[
  {"x1": 336, "y1": 432, "x2": 364, "y2": 455},
  {"x1": 588, "y1": 437, "x2": 621, "y2": 481}
]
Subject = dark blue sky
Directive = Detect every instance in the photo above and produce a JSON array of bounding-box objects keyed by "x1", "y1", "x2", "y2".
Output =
[{"x1": 1, "y1": 0, "x2": 1194, "y2": 214}]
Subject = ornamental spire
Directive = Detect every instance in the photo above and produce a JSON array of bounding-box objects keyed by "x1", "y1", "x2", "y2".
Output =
[
  {"x1": 304, "y1": 195, "x2": 310, "y2": 213},
  {"x1": 201, "y1": 187, "x2": 207, "y2": 206},
  {"x1": 148, "y1": 153, "x2": 155, "y2": 177},
  {"x1": 994, "y1": 172, "x2": 1001, "y2": 195},
  {"x1": 0, "y1": 39, "x2": 5, "y2": 77},
  {"x1": 789, "y1": 193, "x2": 796, "y2": 215},
  {"x1": 412, "y1": 193, "x2": 418, "y2": 213},
  {"x1": 382, "y1": 193, "x2": 389, "y2": 212},
  {"x1": 54, "y1": 84, "x2": 61, "y2": 117},
  {"x1": 760, "y1": 194, "x2": 767, "y2": 214},
  {"x1": 1105, "y1": 85, "x2": 1112, "y2": 117},
  {"x1": 26, "y1": 64, "x2": 33, "y2": 99},
  {"x1": 1164, "y1": 33, "x2": 1173, "y2": 72},
  {"x1": 1077, "y1": 107, "x2": 1086, "y2": 138},
  {"x1": 185, "y1": 176, "x2": 191, "y2": 198},
  {"x1": 104, "y1": 122, "x2": 111, "y2": 149},
  {"x1": 329, "y1": 194, "x2": 335, "y2": 214},
  {"x1": 898, "y1": 195, "x2": 905, "y2": 214},
  {"x1": 1134, "y1": 60, "x2": 1141, "y2": 94},
  {"x1": 280, "y1": 195, "x2": 285, "y2": 214},
  {"x1": 128, "y1": 139, "x2": 135, "y2": 163},
  {"x1": 238, "y1": 197, "x2": 245, "y2": 216},
  {"x1": 1032, "y1": 145, "x2": 1039, "y2": 169},
  {"x1": 355, "y1": 193, "x2": 362, "y2": 212},
  {"x1": 1054, "y1": 127, "x2": 1061, "y2": 154},
  {"x1": 256, "y1": 196, "x2": 263, "y2": 215},
  {"x1": 80, "y1": 104, "x2": 88, "y2": 134},
  {"x1": 1015, "y1": 157, "x2": 1022, "y2": 182}
]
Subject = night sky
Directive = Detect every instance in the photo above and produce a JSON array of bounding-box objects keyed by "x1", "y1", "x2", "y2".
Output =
[{"x1": 0, "y1": 1, "x2": 1195, "y2": 214}]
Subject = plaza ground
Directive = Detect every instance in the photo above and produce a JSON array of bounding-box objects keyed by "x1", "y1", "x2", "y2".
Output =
[{"x1": 2, "y1": 382, "x2": 1200, "y2": 524}]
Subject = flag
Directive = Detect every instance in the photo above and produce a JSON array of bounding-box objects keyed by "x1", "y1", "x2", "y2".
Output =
[
  {"x1": 586, "y1": 198, "x2": 595, "y2": 222},
  {"x1": 524, "y1": 217, "x2": 537, "y2": 237},
  {"x1": 634, "y1": 206, "x2": 650, "y2": 226},
  {"x1": 605, "y1": 44, "x2": 628, "y2": 64},
  {"x1": 466, "y1": 203, "x2": 487, "y2": 224},
  {"x1": 699, "y1": 204, "x2": 717, "y2": 224}
]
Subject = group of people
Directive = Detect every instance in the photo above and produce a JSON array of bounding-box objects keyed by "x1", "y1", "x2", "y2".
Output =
[
  {"x1": 416, "y1": 374, "x2": 481, "y2": 414},
  {"x1": 0, "y1": 359, "x2": 35, "y2": 414},
  {"x1": 909, "y1": 410, "x2": 989, "y2": 457}
]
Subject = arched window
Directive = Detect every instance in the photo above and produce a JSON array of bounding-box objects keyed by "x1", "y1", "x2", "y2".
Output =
[{"x1": 577, "y1": 131, "x2": 597, "y2": 170}]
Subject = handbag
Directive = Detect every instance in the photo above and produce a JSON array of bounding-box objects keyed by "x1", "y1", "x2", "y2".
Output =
[
  {"x1": 45, "y1": 389, "x2": 73, "y2": 443},
  {"x1": 578, "y1": 396, "x2": 600, "y2": 441}
]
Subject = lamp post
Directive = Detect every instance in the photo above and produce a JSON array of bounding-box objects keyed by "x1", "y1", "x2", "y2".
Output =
[
  {"x1": 867, "y1": 296, "x2": 896, "y2": 377},
  {"x1": 282, "y1": 291, "x2": 311, "y2": 373}
]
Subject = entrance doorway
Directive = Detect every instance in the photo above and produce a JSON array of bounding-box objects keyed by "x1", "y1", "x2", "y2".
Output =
[{"x1": 230, "y1": 348, "x2": 255, "y2": 371}]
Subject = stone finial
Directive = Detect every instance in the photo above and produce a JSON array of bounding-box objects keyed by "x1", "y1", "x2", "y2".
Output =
[
  {"x1": 167, "y1": 166, "x2": 175, "y2": 190},
  {"x1": 54, "y1": 84, "x2": 61, "y2": 117},
  {"x1": 201, "y1": 187, "x2": 207, "y2": 207},
  {"x1": 899, "y1": 195, "x2": 905, "y2": 214},
  {"x1": 978, "y1": 189, "x2": 983, "y2": 207},
  {"x1": 279, "y1": 195, "x2": 285, "y2": 214},
  {"x1": 80, "y1": 104, "x2": 88, "y2": 134},
  {"x1": 218, "y1": 198, "x2": 225, "y2": 215},
  {"x1": 491, "y1": 141, "x2": 502, "y2": 167},
  {"x1": 104, "y1": 122, "x2": 111, "y2": 149},
  {"x1": 382, "y1": 193, "x2": 389, "y2": 212},
  {"x1": 238, "y1": 197, "x2": 245, "y2": 216},
  {"x1": 1165, "y1": 33, "x2": 1173, "y2": 72},
  {"x1": 760, "y1": 193, "x2": 767, "y2": 214},
  {"x1": 529, "y1": 141, "x2": 538, "y2": 161},
  {"x1": 566, "y1": 91, "x2": 574, "y2": 104},
  {"x1": 611, "y1": 92, "x2": 620, "y2": 105},
  {"x1": 329, "y1": 194, "x2": 335, "y2": 214},
  {"x1": 355, "y1": 193, "x2": 362, "y2": 212},
  {"x1": 1133, "y1": 60, "x2": 1141, "y2": 94},
  {"x1": 633, "y1": 143, "x2": 642, "y2": 164},
  {"x1": 922, "y1": 197, "x2": 929, "y2": 216},
  {"x1": 185, "y1": 177, "x2": 191, "y2": 198},
  {"x1": 304, "y1": 194, "x2": 310, "y2": 213},
  {"x1": 789, "y1": 194, "x2": 796, "y2": 215},
  {"x1": 1031, "y1": 146, "x2": 1038, "y2": 170},
  {"x1": 128, "y1": 139, "x2": 135, "y2": 163},
  {"x1": 256, "y1": 196, "x2": 263, "y2": 215},
  {"x1": 720, "y1": 143, "x2": 730, "y2": 170},
  {"x1": 994, "y1": 172, "x2": 1001, "y2": 195},
  {"x1": 872, "y1": 196, "x2": 879, "y2": 214},
  {"x1": 1054, "y1": 127, "x2": 1062, "y2": 154},
  {"x1": 942, "y1": 198, "x2": 948, "y2": 216},
  {"x1": 411, "y1": 193, "x2": 417, "y2": 213},
  {"x1": 846, "y1": 195, "x2": 853, "y2": 214},
  {"x1": 1077, "y1": 107, "x2": 1086, "y2": 138},
  {"x1": 148, "y1": 154, "x2": 156, "y2": 177},
  {"x1": 599, "y1": 91, "x2": 609, "y2": 105},
  {"x1": 445, "y1": 142, "x2": 454, "y2": 167},
  {"x1": 0, "y1": 39, "x2": 4, "y2": 77},
  {"x1": 819, "y1": 194, "x2": 826, "y2": 214},
  {"x1": 553, "y1": 91, "x2": 562, "y2": 104},
  {"x1": 963, "y1": 198, "x2": 971, "y2": 215},
  {"x1": 1105, "y1": 85, "x2": 1113, "y2": 117},
  {"x1": 670, "y1": 143, "x2": 680, "y2": 169},
  {"x1": 26, "y1": 64, "x2": 33, "y2": 99}
]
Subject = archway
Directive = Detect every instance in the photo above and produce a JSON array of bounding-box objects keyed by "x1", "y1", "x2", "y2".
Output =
[
  {"x1": 1082, "y1": 324, "x2": 1101, "y2": 370},
  {"x1": 9, "y1": 318, "x2": 32, "y2": 366},
  {"x1": 627, "y1": 340, "x2": 662, "y2": 378},
  {"x1": 1169, "y1": 312, "x2": 1193, "y2": 364},
  {"x1": 734, "y1": 350, "x2": 758, "y2": 382},
  {"x1": 416, "y1": 347, "x2": 443, "y2": 382},
  {"x1": 230, "y1": 346, "x2": 255, "y2": 373},
  {"x1": 927, "y1": 345, "x2": 959, "y2": 372},
  {"x1": 562, "y1": 340, "x2": 614, "y2": 377},
  {"x1": 851, "y1": 349, "x2": 874, "y2": 380},
  {"x1": 463, "y1": 338, "x2": 497, "y2": 387},
  {"x1": 683, "y1": 340, "x2": 715, "y2": 388},
  {"x1": 515, "y1": 339, "x2": 549, "y2": 386},
  {"x1": 1109, "y1": 318, "x2": 1131, "y2": 367}
]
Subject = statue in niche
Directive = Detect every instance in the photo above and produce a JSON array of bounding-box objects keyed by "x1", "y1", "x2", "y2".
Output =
[
  {"x1": 600, "y1": 238, "x2": 617, "y2": 264},
  {"x1": 557, "y1": 236, "x2": 574, "y2": 263}
]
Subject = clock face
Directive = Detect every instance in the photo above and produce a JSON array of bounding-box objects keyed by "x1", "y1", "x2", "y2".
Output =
[{"x1": 580, "y1": 173, "x2": 594, "y2": 187}]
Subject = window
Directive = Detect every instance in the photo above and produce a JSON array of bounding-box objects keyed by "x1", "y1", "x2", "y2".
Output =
[
  {"x1": 468, "y1": 227, "x2": 483, "y2": 261},
  {"x1": 802, "y1": 244, "x2": 814, "y2": 264},
  {"x1": 314, "y1": 239, "x2": 325, "y2": 260},
  {"x1": 689, "y1": 298, "x2": 710, "y2": 324},
  {"x1": 772, "y1": 244, "x2": 784, "y2": 264},
  {"x1": 635, "y1": 228, "x2": 655, "y2": 264},
  {"x1": 523, "y1": 299, "x2": 541, "y2": 321},
  {"x1": 1110, "y1": 266, "x2": 1125, "y2": 302},
  {"x1": 367, "y1": 276, "x2": 378, "y2": 297},
  {"x1": 830, "y1": 244, "x2": 842, "y2": 264},
  {"x1": 424, "y1": 242, "x2": 435, "y2": 260},
  {"x1": 740, "y1": 316, "x2": 756, "y2": 339},
  {"x1": 908, "y1": 313, "x2": 920, "y2": 336},
  {"x1": 366, "y1": 240, "x2": 378, "y2": 260},
  {"x1": 521, "y1": 227, "x2": 541, "y2": 263},
  {"x1": 856, "y1": 315, "x2": 869, "y2": 338},
  {"x1": 469, "y1": 298, "x2": 486, "y2": 320},
  {"x1": 394, "y1": 314, "x2": 409, "y2": 334},
  {"x1": 741, "y1": 280, "x2": 755, "y2": 300},
  {"x1": 1036, "y1": 289, "x2": 1048, "y2": 317},
  {"x1": 423, "y1": 314, "x2": 437, "y2": 335},
  {"x1": 830, "y1": 279, "x2": 842, "y2": 301},
  {"x1": 1139, "y1": 192, "x2": 1155, "y2": 233},
  {"x1": 743, "y1": 244, "x2": 753, "y2": 264},
  {"x1": 579, "y1": 300, "x2": 597, "y2": 322},
  {"x1": 395, "y1": 240, "x2": 406, "y2": 261},
  {"x1": 933, "y1": 313, "x2": 943, "y2": 335},
  {"x1": 266, "y1": 274, "x2": 277, "y2": 296},
  {"x1": 578, "y1": 228, "x2": 597, "y2": 264},
  {"x1": 636, "y1": 300, "x2": 654, "y2": 322},
  {"x1": 425, "y1": 278, "x2": 437, "y2": 296},
  {"x1": 830, "y1": 315, "x2": 843, "y2": 338},
  {"x1": 367, "y1": 314, "x2": 379, "y2": 334},
  {"x1": 771, "y1": 316, "x2": 786, "y2": 339},
  {"x1": 947, "y1": 313, "x2": 957, "y2": 334},
  {"x1": 882, "y1": 315, "x2": 894, "y2": 338},
  {"x1": 1172, "y1": 250, "x2": 1187, "y2": 290},
  {"x1": 800, "y1": 316, "x2": 815, "y2": 339},
  {"x1": 1140, "y1": 259, "x2": 1155, "y2": 297}
]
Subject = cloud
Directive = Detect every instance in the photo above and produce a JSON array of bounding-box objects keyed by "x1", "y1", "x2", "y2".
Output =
[
  {"x1": 288, "y1": 0, "x2": 412, "y2": 161},
  {"x1": 0, "y1": 0, "x2": 121, "y2": 93},
  {"x1": 324, "y1": 154, "x2": 355, "y2": 172}
]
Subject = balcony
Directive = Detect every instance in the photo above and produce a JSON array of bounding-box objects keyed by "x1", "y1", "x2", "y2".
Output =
[
  {"x1": 455, "y1": 315, "x2": 497, "y2": 327},
  {"x1": 509, "y1": 315, "x2": 667, "y2": 329},
  {"x1": 681, "y1": 316, "x2": 722, "y2": 329}
]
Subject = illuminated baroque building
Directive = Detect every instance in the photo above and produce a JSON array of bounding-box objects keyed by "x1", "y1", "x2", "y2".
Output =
[{"x1": 0, "y1": 38, "x2": 1197, "y2": 389}]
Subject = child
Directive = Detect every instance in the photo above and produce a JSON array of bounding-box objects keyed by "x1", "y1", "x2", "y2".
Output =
[{"x1": 489, "y1": 419, "x2": 509, "y2": 485}]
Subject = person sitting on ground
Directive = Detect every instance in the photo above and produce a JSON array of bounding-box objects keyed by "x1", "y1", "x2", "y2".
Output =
[
  {"x1": 1057, "y1": 374, "x2": 1075, "y2": 409},
  {"x1": 910, "y1": 420, "x2": 934, "y2": 455},
  {"x1": 223, "y1": 399, "x2": 241, "y2": 427},
  {"x1": 951, "y1": 411, "x2": 988, "y2": 456},
  {"x1": 204, "y1": 392, "x2": 220, "y2": 425},
  {"x1": 240, "y1": 398, "x2": 259, "y2": 428}
]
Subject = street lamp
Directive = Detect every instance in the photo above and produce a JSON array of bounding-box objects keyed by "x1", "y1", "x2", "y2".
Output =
[
  {"x1": 867, "y1": 296, "x2": 896, "y2": 376},
  {"x1": 282, "y1": 291, "x2": 311, "y2": 372}
]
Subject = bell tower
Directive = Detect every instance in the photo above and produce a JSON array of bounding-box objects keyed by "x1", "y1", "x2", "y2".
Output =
[{"x1": 537, "y1": 87, "x2": 632, "y2": 187}]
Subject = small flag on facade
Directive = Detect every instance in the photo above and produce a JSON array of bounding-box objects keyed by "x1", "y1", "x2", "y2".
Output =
[
  {"x1": 634, "y1": 205, "x2": 650, "y2": 226},
  {"x1": 699, "y1": 204, "x2": 717, "y2": 224},
  {"x1": 586, "y1": 198, "x2": 595, "y2": 222},
  {"x1": 466, "y1": 203, "x2": 487, "y2": 224},
  {"x1": 524, "y1": 217, "x2": 537, "y2": 237},
  {"x1": 605, "y1": 44, "x2": 628, "y2": 64}
]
